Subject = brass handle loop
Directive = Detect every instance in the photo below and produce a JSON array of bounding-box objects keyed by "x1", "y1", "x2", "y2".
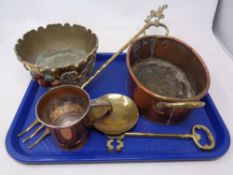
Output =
[
  {"x1": 192, "y1": 124, "x2": 215, "y2": 150},
  {"x1": 144, "y1": 22, "x2": 169, "y2": 36}
]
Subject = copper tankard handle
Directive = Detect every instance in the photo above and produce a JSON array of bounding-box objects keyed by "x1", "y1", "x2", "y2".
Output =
[{"x1": 84, "y1": 99, "x2": 112, "y2": 127}]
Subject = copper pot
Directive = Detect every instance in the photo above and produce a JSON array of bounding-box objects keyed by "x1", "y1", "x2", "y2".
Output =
[{"x1": 126, "y1": 35, "x2": 210, "y2": 125}]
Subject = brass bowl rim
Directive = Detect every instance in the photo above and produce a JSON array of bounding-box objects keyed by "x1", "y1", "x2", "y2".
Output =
[
  {"x1": 15, "y1": 23, "x2": 98, "y2": 73},
  {"x1": 126, "y1": 35, "x2": 210, "y2": 102}
]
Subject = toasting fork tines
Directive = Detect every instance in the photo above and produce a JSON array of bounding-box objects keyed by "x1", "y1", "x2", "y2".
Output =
[
  {"x1": 17, "y1": 118, "x2": 40, "y2": 137},
  {"x1": 17, "y1": 118, "x2": 50, "y2": 149}
]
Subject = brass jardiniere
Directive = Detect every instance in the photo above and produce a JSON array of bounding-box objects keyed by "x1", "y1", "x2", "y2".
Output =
[{"x1": 15, "y1": 24, "x2": 98, "y2": 87}]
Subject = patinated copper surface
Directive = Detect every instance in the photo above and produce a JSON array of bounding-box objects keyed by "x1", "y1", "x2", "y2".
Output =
[{"x1": 126, "y1": 36, "x2": 210, "y2": 125}]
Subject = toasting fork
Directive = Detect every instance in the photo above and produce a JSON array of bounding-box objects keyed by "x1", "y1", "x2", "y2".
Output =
[{"x1": 17, "y1": 118, "x2": 50, "y2": 149}]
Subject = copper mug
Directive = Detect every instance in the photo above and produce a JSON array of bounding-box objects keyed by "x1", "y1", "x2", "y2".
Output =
[
  {"x1": 126, "y1": 35, "x2": 210, "y2": 125},
  {"x1": 36, "y1": 85, "x2": 111, "y2": 150}
]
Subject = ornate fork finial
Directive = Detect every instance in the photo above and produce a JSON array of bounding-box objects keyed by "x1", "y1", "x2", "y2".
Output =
[{"x1": 145, "y1": 4, "x2": 168, "y2": 26}]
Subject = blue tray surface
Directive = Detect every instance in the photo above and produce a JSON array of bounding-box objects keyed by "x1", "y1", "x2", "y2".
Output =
[{"x1": 6, "y1": 53, "x2": 230, "y2": 163}]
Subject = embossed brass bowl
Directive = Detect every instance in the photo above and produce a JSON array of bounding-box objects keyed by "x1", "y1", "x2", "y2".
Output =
[{"x1": 15, "y1": 24, "x2": 98, "y2": 87}]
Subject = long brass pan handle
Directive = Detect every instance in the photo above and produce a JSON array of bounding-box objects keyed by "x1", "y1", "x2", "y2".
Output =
[{"x1": 156, "y1": 101, "x2": 205, "y2": 109}]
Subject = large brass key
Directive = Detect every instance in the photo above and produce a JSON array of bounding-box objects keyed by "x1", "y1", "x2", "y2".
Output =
[{"x1": 107, "y1": 124, "x2": 215, "y2": 152}]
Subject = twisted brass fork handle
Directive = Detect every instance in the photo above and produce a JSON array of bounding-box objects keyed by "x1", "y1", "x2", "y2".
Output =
[{"x1": 81, "y1": 4, "x2": 169, "y2": 88}]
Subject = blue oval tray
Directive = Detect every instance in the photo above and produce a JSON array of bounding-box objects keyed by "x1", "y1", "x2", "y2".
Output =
[{"x1": 5, "y1": 53, "x2": 230, "y2": 163}]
